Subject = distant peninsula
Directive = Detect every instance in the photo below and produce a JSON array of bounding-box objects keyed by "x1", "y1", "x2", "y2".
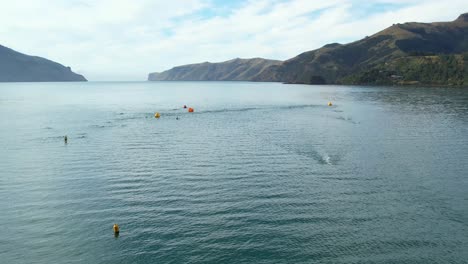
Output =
[
  {"x1": 148, "y1": 58, "x2": 281, "y2": 81},
  {"x1": 149, "y1": 13, "x2": 468, "y2": 86},
  {"x1": 0, "y1": 44, "x2": 86, "y2": 82}
]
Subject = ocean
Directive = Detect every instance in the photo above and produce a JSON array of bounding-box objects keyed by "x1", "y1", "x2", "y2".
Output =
[{"x1": 0, "y1": 81, "x2": 467, "y2": 263}]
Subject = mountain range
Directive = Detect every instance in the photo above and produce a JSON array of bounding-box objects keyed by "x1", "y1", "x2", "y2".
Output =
[
  {"x1": 0, "y1": 45, "x2": 86, "y2": 82},
  {"x1": 149, "y1": 13, "x2": 468, "y2": 86}
]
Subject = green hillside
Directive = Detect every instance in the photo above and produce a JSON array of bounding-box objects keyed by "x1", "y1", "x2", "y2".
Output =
[
  {"x1": 253, "y1": 13, "x2": 468, "y2": 86},
  {"x1": 342, "y1": 54, "x2": 468, "y2": 86}
]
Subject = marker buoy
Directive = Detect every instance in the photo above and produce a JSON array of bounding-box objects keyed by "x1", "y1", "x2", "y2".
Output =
[
  {"x1": 188, "y1": 107, "x2": 194, "y2": 113},
  {"x1": 328, "y1": 102, "x2": 333, "y2": 106},
  {"x1": 113, "y1": 224, "x2": 120, "y2": 234},
  {"x1": 154, "y1": 112, "x2": 161, "y2": 118}
]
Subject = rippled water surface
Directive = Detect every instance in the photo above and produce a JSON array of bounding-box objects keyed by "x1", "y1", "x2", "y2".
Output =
[{"x1": 1, "y1": 82, "x2": 467, "y2": 263}]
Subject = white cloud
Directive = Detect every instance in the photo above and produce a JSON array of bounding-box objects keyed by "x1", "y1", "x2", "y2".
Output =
[{"x1": 0, "y1": 0, "x2": 466, "y2": 80}]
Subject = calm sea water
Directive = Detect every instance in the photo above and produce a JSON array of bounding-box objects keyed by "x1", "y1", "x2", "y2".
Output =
[{"x1": 0, "y1": 82, "x2": 467, "y2": 264}]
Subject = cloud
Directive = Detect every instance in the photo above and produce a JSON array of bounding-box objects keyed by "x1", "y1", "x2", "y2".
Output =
[{"x1": 0, "y1": 0, "x2": 466, "y2": 80}]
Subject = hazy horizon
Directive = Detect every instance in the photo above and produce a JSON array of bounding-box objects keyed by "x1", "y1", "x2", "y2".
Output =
[{"x1": 1, "y1": 0, "x2": 466, "y2": 81}]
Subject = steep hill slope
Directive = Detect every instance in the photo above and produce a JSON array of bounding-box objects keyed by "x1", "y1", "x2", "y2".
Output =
[
  {"x1": 253, "y1": 13, "x2": 468, "y2": 85},
  {"x1": 0, "y1": 45, "x2": 86, "y2": 82}
]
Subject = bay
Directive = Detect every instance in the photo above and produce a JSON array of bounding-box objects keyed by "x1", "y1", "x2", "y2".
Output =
[{"x1": 0, "y1": 81, "x2": 467, "y2": 263}]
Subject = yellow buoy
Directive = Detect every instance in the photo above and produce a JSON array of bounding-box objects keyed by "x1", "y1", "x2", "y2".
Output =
[
  {"x1": 328, "y1": 102, "x2": 333, "y2": 106},
  {"x1": 113, "y1": 224, "x2": 120, "y2": 234},
  {"x1": 154, "y1": 112, "x2": 161, "y2": 118}
]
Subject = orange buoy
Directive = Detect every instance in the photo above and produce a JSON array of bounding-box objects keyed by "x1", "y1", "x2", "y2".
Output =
[
  {"x1": 113, "y1": 224, "x2": 120, "y2": 234},
  {"x1": 188, "y1": 107, "x2": 194, "y2": 113}
]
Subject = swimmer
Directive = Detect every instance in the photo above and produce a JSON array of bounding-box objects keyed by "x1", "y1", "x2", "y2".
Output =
[{"x1": 64, "y1": 135, "x2": 68, "y2": 144}]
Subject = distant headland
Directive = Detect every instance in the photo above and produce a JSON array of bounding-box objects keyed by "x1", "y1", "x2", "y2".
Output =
[
  {"x1": 148, "y1": 58, "x2": 281, "y2": 82},
  {"x1": 149, "y1": 13, "x2": 468, "y2": 86},
  {"x1": 0, "y1": 45, "x2": 86, "y2": 82}
]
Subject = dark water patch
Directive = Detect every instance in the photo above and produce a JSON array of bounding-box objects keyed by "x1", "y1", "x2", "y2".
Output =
[
  {"x1": 320, "y1": 176, "x2": 380, "y2": 181},
  {"x1": 201, "y1": 107, "x2": 260, "y2": 114},
  {"x1": 30, "y1": 135, "x2": 66, "y2": 143},
  {"x1": 280, "y1": 144, "x2": 341, "y2": 165},
  {"x1": 89, "y1": 124, "x2": 109, "y2": 129},
  {"x1": 75, "y1": 133, "x2": 88, "y2": 139},
  {"x1": 278, "y1": 104, "x2": 321, "y2": 110},
  {"x1": 340, "y1": 190, "x2": 380, "y2": 195},
  {"x1": 335, "y1": 115, "x2": 358, "y2": 124}
]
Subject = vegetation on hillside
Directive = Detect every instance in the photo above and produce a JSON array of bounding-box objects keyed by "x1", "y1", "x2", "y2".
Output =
[
  {"x1": 341, "y1": 53, "x2": 468, "y2": 86},
  {"x1": 253, "y1": 13, "x2": 468, "y2": 86}
]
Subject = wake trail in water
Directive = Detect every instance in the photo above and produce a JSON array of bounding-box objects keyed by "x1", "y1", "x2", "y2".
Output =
[{"x1": 115, "y1": 104, "x2": 325, "y2": 121}]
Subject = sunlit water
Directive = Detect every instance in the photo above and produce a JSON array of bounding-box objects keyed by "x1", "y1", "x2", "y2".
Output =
[{"x1": 0, "y1": 82, "x2": 467, "y2": 263}]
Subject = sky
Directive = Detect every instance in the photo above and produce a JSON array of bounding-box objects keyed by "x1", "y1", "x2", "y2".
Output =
[{"x1": 1, "y1": 0, "x2": 467, "y2": 81}]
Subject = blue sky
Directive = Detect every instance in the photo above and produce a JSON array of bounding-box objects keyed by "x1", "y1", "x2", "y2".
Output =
[{"x1": 1, "y1": 0, "x2": 466, "y2": 81}]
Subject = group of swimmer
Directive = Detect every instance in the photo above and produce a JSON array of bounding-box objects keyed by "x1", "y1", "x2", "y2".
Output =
[
  {"x1": 65, "y1": 101, "x2": 334, "y2": 234},
  {"x1": 154, "y1": 104, "x2": 194, "y2": 119},
  {"x1": 156, "y1": 102, "x2": 331, "y2": 119},
  {"x1": 64, "y1": 102, "x2": 331, "y2": 143}
]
